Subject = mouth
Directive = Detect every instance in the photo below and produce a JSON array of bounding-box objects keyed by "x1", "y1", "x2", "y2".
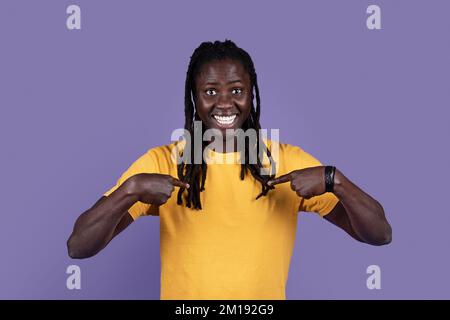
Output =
[{"x1": 212, "y1": 114, "x2": 238, "y2": 127}]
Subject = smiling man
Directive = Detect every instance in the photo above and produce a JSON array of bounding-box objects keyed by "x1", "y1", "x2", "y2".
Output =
[
  {"x1": 196, "y1": 58, "x2": 251, "y2": 133},
  {"x1": 67, "y1": 40, "x2": 392, "y2": 300}
]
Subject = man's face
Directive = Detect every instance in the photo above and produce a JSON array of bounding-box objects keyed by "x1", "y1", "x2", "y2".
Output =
[{"x1": 194, "y1": 59, "x2": 252, "y2": 136}]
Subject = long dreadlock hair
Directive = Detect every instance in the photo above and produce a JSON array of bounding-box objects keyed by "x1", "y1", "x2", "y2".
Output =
[{"x1": 176, "y1": 40, "x2": 276, "y2": 209}]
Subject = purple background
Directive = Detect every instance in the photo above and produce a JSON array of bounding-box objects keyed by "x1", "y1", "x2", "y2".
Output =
[{"x1": 0, "y1": 0, "x2": 449, "y2": 299}]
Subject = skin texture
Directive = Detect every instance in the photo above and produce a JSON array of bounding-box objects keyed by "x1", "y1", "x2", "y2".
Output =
[
  {"x1": 67, "y1": 59, "x2": 391, "y2": 259},
  {"x1": 194, "y1": 58, "x2": 252, "y2": 148},
  {"x1": 195, "y1": 60, "x2": 252, "y2": 133},
  {"x1": 267, "y1": 167, "x2": 392, "y2": 245},
  {"x1": 67, "y1": 174, "x2": 188, "y2": 259}
]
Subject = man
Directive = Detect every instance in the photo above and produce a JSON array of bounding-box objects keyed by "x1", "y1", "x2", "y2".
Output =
[{"x1": 67, "y1": 40, "x2": 392, "y2": 299}]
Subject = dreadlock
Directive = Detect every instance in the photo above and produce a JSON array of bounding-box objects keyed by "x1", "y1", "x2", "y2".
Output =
[{"x1": 176, "y1": 40, "x2": 276, "y2": 209}]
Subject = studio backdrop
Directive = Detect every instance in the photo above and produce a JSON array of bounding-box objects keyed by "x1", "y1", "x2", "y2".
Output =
[{"x1": 0, "y1": 0, "x2": 449, "y2": 299}]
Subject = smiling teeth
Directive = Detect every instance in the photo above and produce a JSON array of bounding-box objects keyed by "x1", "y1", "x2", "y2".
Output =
[{"x1": 213, "y1": 115, "x2": 236, "y2": 125}]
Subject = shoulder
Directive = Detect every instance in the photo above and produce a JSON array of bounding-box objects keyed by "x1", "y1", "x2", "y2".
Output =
[
  {"x1": 145, "y1": 142, "x2": 178, "y2": 158},
  {"x1": 264, "y1": 140, "x2": 322, "y2": 171},
  {"x1": 145, "y1": 140, "x2": 184, "y2": 160},
  {"x1": 264, "y1": 139, "x2": 306, "y2": 158},
  {"x1": 138, "y1": 141, "x2": 184, "y2": 171}
]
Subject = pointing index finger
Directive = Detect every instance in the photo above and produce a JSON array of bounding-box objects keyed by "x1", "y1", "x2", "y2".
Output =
[{"x1": 267, "y1": 173, "x2": 292, "y2": 186}]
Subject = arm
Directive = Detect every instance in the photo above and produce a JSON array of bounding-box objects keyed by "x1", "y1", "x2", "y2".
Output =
[
  {"x1": 67, "y1": 178, "x2": 139, "y2": 259},
  {"x1": 324, "y1": 169, "x2": 392, "y2": 246},
  {"x1": 268, "y1": 167, "x2": 392, "y2": 246},
  {"x1": 67, "y1": 174, "x2": 189, "y2": 259}
]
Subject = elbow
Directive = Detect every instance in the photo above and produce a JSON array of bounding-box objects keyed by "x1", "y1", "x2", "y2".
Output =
[
  {"x1": 67, "y1": 235, "x2": 92, "y2": 259},
  {"x1": 370, "y1": 204, "x2": 392, "y2": 246},
  {"x1": 369, "y1": 225, "x2": 392, "y2": 246},
  {"x1": 68, "y1": 250, "x2": 82, "y2": 260},
  {"x1": 375, "y1": 233, "x2": 392, "y2": 246},
  {"x1": 67, "y1": 236, "x2": 81, "y2": 259}
]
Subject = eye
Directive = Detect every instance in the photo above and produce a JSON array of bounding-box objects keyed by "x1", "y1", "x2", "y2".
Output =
[
  {"x1": 232, "y1": 88, "x2": 243, "y2": 95},
  {"x1": 205, "y1": 89, "x2": 217, "y2": 96}
]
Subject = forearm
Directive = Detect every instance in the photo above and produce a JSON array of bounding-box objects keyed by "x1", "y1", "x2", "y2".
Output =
[
  {"x1": 67, "y1": 177, "x2": 139, "y2": 259},
  {"x1": 333, "y1": 169, "x2": 392, "y2": 245}
]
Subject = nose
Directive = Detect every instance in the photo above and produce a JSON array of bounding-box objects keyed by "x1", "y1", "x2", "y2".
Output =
[{"x1": 216, "y1": 92, "x2": 233, "y2": 110}]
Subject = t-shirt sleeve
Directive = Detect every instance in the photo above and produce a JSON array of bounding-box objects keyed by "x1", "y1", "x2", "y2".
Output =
[
  {"x1": 287, "y1": 145, "x2": 340, "y2": 217},
  {"x1": 103, "y1": 150, "x2": 160, "y2": 220}
]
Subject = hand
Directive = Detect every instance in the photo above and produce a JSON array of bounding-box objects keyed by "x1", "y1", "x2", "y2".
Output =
[
  {"x1": 129, "y1": 173, "x2": 189, "y2": 206},
  {"x1": 267, "y1": 166, "x2": 326, "y2": 199}
]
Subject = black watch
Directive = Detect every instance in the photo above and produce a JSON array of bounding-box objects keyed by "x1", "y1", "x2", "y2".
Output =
[{"x1": 325, "y1": 166, "x2": 336, "y2": 192}]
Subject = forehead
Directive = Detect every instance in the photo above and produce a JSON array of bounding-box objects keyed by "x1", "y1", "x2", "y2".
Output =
[{"x1": 195, "y1": 59, "x2": 250, "y2": 84}]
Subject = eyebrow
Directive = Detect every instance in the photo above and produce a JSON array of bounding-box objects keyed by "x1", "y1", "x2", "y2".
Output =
[{"x1": 203, "y1": 79, "x2": 243, "y2": 86}]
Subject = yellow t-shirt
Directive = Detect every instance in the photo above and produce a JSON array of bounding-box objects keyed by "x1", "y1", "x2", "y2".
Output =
[{"x1": 104, "y1": 141, "x2": 339, "y2": 300}]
